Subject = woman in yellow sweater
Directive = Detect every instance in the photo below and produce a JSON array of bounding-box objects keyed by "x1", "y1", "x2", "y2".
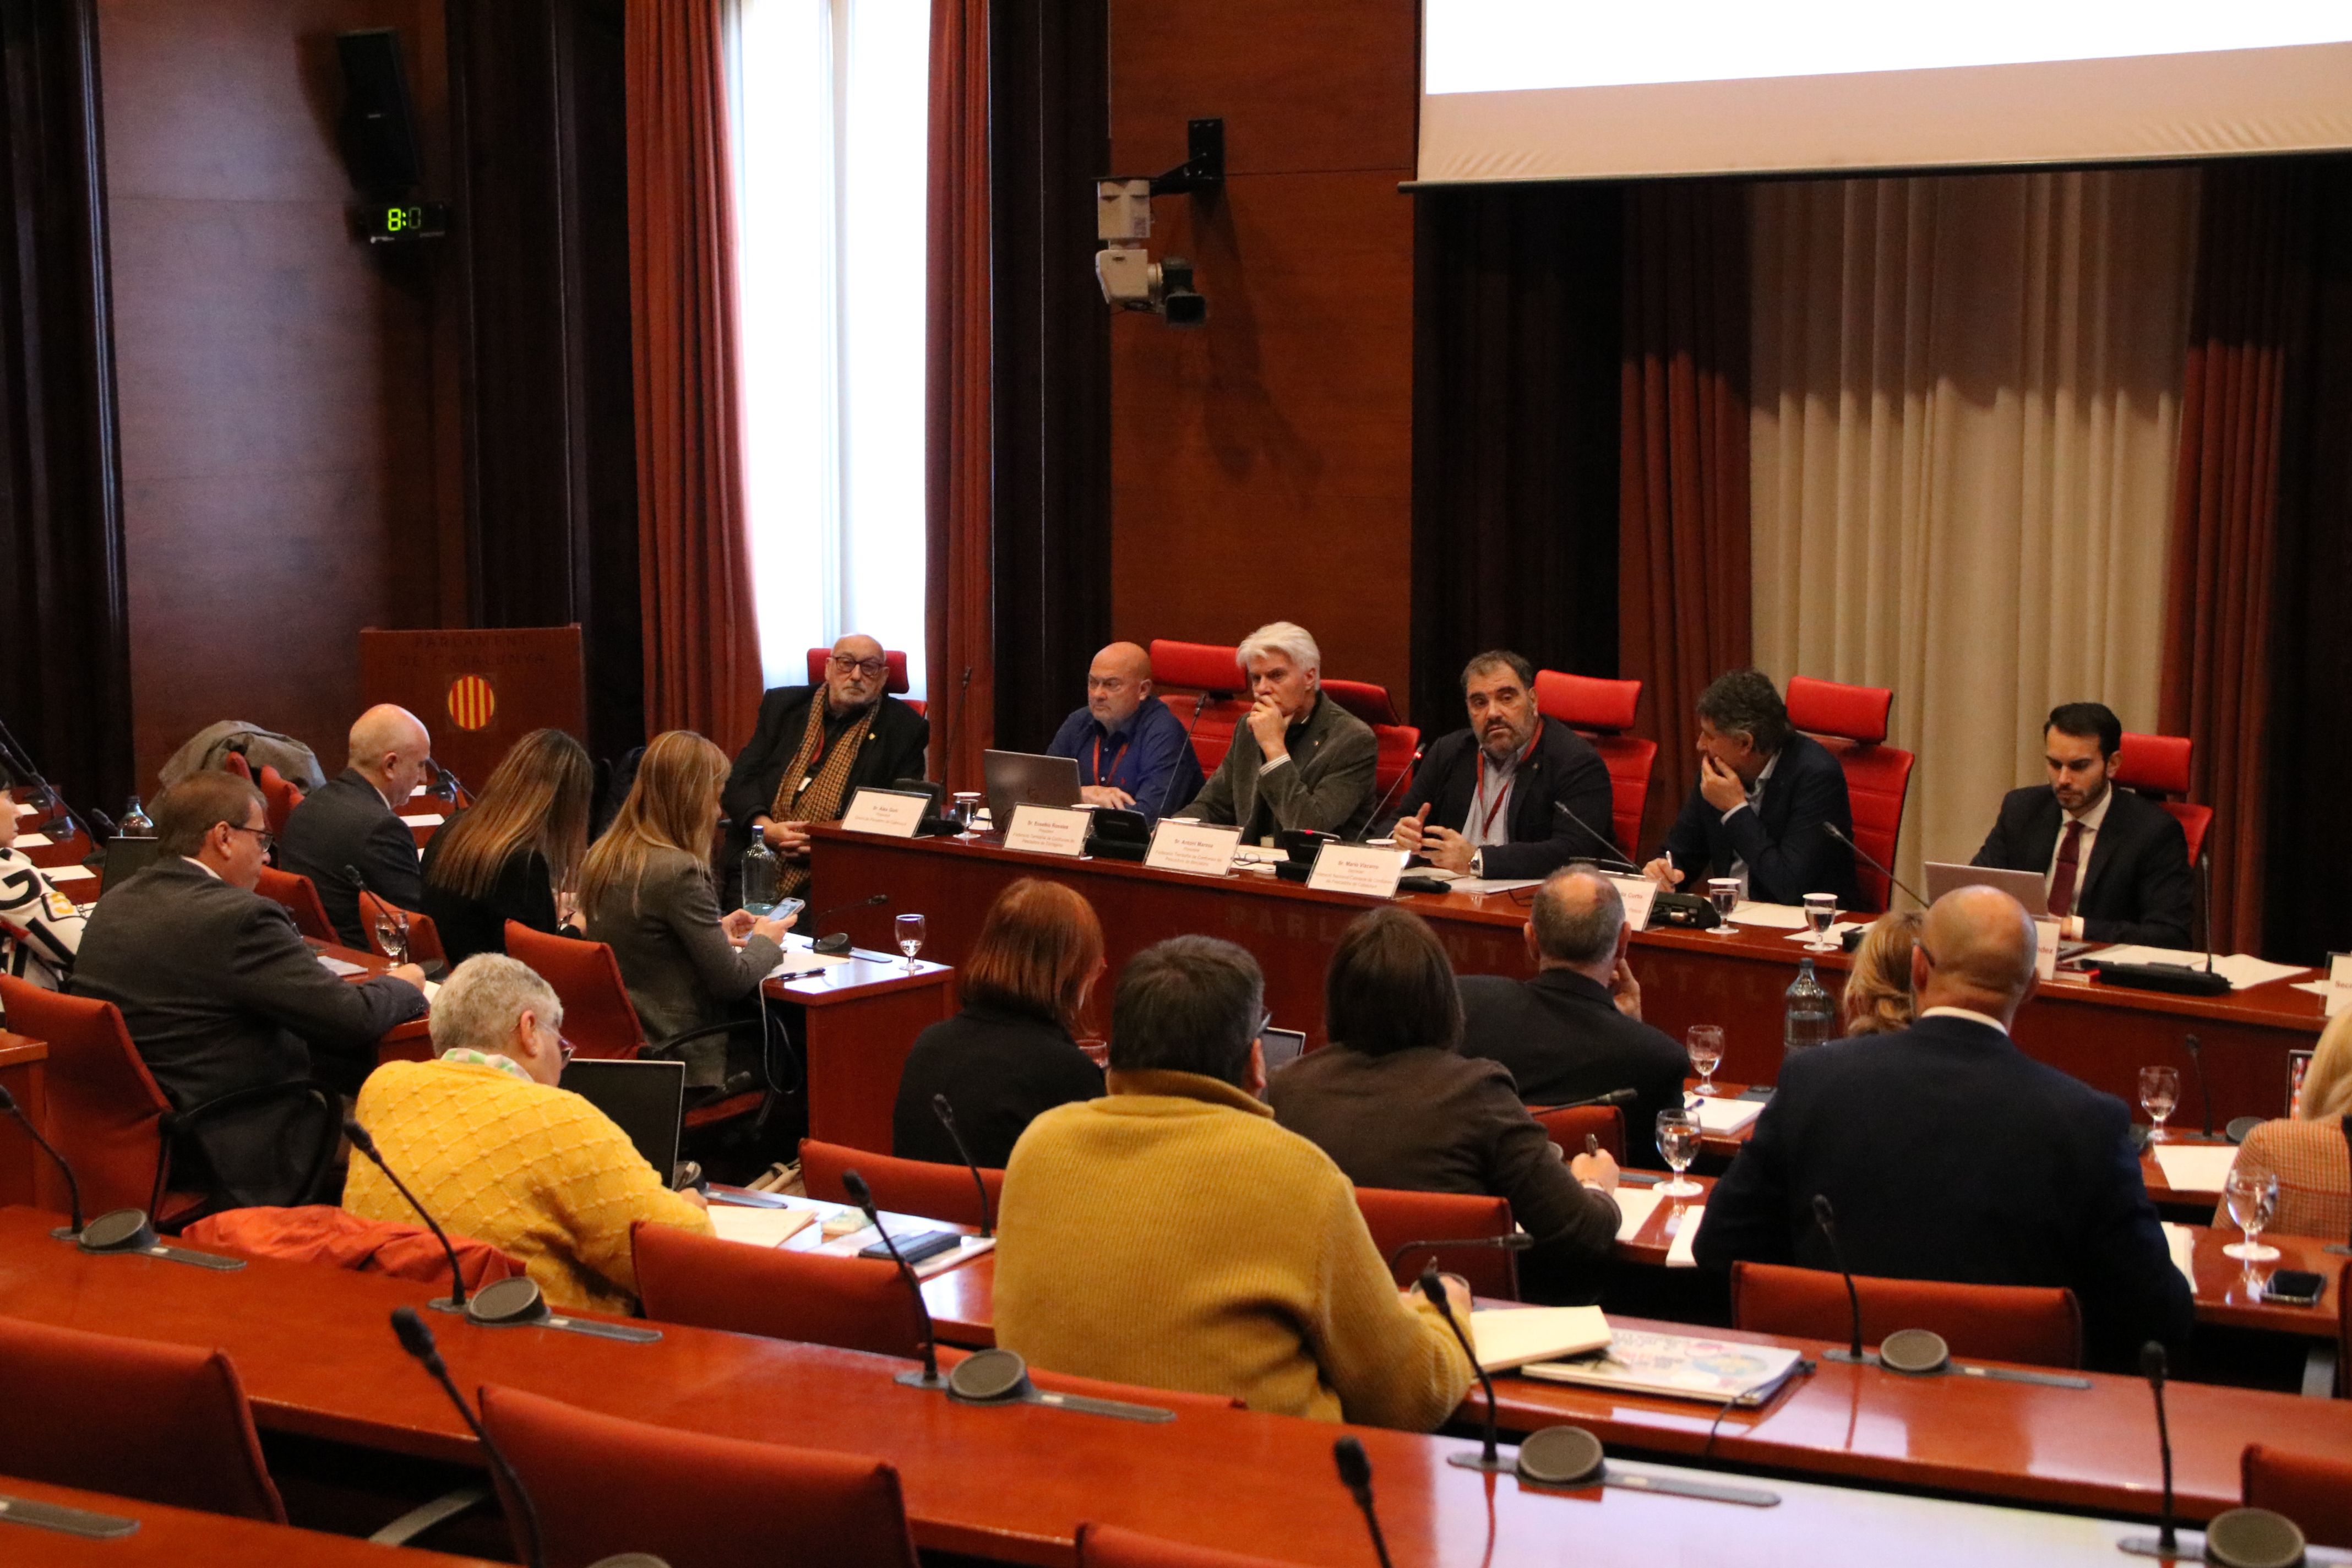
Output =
[{"x1": 344, "y1": 954, "x2": 712, "y2": 1314}]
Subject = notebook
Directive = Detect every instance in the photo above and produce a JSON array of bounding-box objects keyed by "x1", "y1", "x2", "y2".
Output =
[{"x1": 1465, "y1": 1306, "x2": 1611, "y2": 1372}]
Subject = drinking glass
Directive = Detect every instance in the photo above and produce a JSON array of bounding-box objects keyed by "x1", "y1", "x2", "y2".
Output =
[
  {"x1": 894, "y1": 912, "x2": 927, "y2": 972},
  {"x1": 1656, "y1": 1109, "x2": 1702, "y2": 1198},
  {"x1": 2138, "y1": 1065, "x2": 2181, "y2": 1142},
  {"x1": 1803, "y1": 892, "x2": 1839, "y2": 952},
  {"x1": 1706, "y1": 878, "x2": 1742, "y2": 934},
  {"x1": 1686, "y1": 1025, "x2": 1725, "y2": 1097},
  {"x1": 2222, "y1": 1168, "x2": 2281, "y2": 1262},
  {"x1": 949, "y1": 793, "x2": 983, "y2": 834},
  {"x1": 374, "y1": 911, "x2": 410, "y2": 967}
]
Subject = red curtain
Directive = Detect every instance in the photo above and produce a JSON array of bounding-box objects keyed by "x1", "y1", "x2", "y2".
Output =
[
  {"x1": 924, "y1": 0, "x2": 994, "y2": 790},
  {"x1": 625, "y1": 0, "x2": 764, "y2": 753},
  {"x1": 2159, "y1": 163, "x2": 2309, "y2": 953},
  {"x1": 1619, "y1": 182, "x2": 1752, "y2": 853}
]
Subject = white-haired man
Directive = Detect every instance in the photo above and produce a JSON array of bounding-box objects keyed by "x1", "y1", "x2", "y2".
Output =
[
  {"x1": 1172, "y1": 622, "x2": 1379, "y2": 842},
  {"x1": 343, "y1": 954, "x2": 711, "y2": 1314}
]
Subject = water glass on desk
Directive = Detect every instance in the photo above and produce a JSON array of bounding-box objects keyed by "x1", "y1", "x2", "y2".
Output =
[
  {"x1": 1686, "y1": 1025, "x2": 1724, "y2": 1097},
  {"x1": 1706, "y1": 878, "x2": 1741, "y2": 933},
  {"x1": 1656, "y1": 1109, "x2": 1702, "y2": 1198},
  {"x1": 2138, "y1": 1065, "x2": 2180, "y2": 1142},
  {"x1": 2223, "y1": 1168, "x2": 2281, "y2": 1263},
  {"x1": 1802, "y1": 892, "x2": 1838, "y2": 951},
  {"x1": 374, "y1": 910, "x2": 410, "y2": 967},
  {"x1": 894, "y1": 912, "x2": 926, "y2": 972}
]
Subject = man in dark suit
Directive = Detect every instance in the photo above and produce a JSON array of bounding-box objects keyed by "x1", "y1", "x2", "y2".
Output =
[
  {"x1": 276, "y1": 704, "x2": 433, "y2": 947},
  {"x1": 1971, "y1": 701, "x2": 2193, "y2": 947},
  {"x1": 1694, "y1": 885, "x2": 2193, "y2": 1369},
  {"x1": 1389, "y1": 650, "x2": 1619, "y2": 878},
  {"x1": 722, "y1": 633, "x2": 932, "y2": 899},
  {"x1": 72, "y1": 772, "x2": 426, "y2": 1208},
  {"x1": 1457, "y1": 868, "x2": 1690, "y2": 1167},
  {"x1": 1643, "y1": 668, "x2": 1858, "y2": 908}
]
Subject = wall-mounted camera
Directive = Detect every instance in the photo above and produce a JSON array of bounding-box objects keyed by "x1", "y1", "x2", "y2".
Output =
[{"x1": 1094, "y1": 119, "x2": 1222, "y2": 328}]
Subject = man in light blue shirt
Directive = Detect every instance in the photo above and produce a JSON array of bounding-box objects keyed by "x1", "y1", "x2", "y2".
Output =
[{"x1": 1045, "y1": 643, "x2": 1204, "y2": 824}]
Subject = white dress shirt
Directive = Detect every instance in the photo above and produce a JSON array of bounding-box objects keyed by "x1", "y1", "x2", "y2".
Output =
[
  {"x1": 1919, "y1": 1004, "x2": 2010, "y2": 1036},
  {"x1": 1723, "y1": 750, "x2": 1780, "y2": 898}
]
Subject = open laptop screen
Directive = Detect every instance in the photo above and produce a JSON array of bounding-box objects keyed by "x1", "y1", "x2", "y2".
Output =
[{"x1": 559, "y1": 1058, "x2": 685, "y2": 1182}]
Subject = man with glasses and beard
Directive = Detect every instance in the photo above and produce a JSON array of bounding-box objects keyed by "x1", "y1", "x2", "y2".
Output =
[{"x1": 722, "y1": 633, "x2": 932, "y2": 899}]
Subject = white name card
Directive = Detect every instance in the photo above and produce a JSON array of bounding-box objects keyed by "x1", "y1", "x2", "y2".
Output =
[
  {"x1": 2329, "y1": 953, "x2": 2352, "y2": 1019},
  {"x1": 1605, "y1": 874, "x2": 1659, "y2": 932},
  {"x1": 2034, "y1": 918, "x2": 2062, "y2": 982},
  {"x1": 840, "y1": 788, "x2": 929, "y2": 838},
  {"x1": 1306, "y1": 842, "x2": 1406, "y2": 900},
  {"x1": 1145, "y1": 819, "x2": 1243, "y2": 877},
  {"x1": 1004, "y1": 804, "x2": 1091, "y2": 857}
]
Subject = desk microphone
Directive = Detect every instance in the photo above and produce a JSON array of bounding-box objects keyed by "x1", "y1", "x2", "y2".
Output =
[
  {"x1": 2143, "y1": 1341, "x2": 2179, "y2": 1558},
  {"x1": 2184, "y1": 1034, "x2": 2215, "y2": 1139},
  {"x1": 1810, "y1": 1193, "x2": 1957, "y2": 1377},
  {"x1": 929, "y1": 1094, "x2": 993, "y2": 1237},
  {"x1": 1150, "y1": 693, "x2": 1212, "y2": 823},
  {"x1": 1551, "y1": 801, "x2": 1641, "y2": 874},
  {"x1": 809, "y1": 892, "x2": 889, "y2": 956},
  {"x1": 841, "y1": 1168, "x2": 948, "y2": 1390},
  {"x1": 1384, "y1": 1231, "x2": 1532, "y2": 1276},
  {"x1": 1822, "y1": 822, "x2": 1927, "y2": 911},
  {"x1": 1352, "y1": 746, "x2": 1424, "y2": 844},
  {"x1": 1539, "y1": 1086, "x2": 1636, "y2": 1113},
  {"x1": 0, "y1": 1084, "x2": 83, "y2": 1235},
  {"x1": 1332, "y1": 1438, "x2": 1396, "y2": 1568},
  {"x1": 0, "y1": 1083, "x2": 238, "y2": 1267},
  {"x1": 1417, "y1": 1264, "x2": 1504, "y2": 1473},
  {"x1": 1811, "y1": 1194, "x2": 1865, "y2": 1363},
  {"x1": 347, "y1": 1118, "x2": 469, "y2": 1311},
  {"x1": 390, "y1": 1305, "x2": 546, "y2": 1568}
]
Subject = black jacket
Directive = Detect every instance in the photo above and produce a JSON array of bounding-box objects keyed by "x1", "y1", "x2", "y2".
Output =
[
  {"x1": 1456, "y1": 968, "x2": 1690, "y2": 1168},
  {"x1": 891, "y1": 1002, "x2": 1104, "y2": 1170},
  {"x1": 420, "y1": 823, "x2": 573, "y2": 967},
  {"x1": 721, "y1": 687, "x2": 931, "y2": 870},
  {"x1": 1659, "y1": 731, "x2": 1858, "y2": 908},
  {"x1": 277, "y1": 769, "x2": 424, "y2": 946},
  {"x1": 70, "y1": 857, "x2": 424, "y2": 1207},
  {"x1": 1692, "y1": 1013, "x2": 2193, "y2": 1370},
  {"x1": 1971, "y1": 785, "x2": 2194, "y2": 947},
  {"x1": 1387, "y1": 722, "x2": 1619, "y2": 876}
]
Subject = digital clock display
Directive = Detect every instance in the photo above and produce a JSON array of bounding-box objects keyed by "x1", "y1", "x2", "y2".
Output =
[{"x1": 359, "y1": 201, "x2": 449, "y2": 243}]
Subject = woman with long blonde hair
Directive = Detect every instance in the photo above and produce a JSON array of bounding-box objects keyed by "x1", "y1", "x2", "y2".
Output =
[
  {"x1": 581, "y1": 732, "x2": 795, "y2": 1089},
  {"x1": 2213, "y1": 1011, "x2": 2352, "y2": 1240},
  {"x1": 1840, "y1": 911, "x2": 1922, "y2": 1037},
  {"x1": 421, "y1": 728, "x2": 594, "y2": 966}
]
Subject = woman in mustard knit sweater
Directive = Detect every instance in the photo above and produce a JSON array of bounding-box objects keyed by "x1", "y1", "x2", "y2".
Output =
[{"x1": 344, "y1": 954, "x2": 712, "y2": 1314}]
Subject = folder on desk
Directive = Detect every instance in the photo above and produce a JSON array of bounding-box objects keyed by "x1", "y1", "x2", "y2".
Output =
[{"x1": 1520, "y1": 1327, "x2": 1805, "y2": 1407}]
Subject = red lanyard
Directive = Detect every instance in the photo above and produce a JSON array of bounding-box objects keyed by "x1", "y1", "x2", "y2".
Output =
[
  {"x1": 1471, "y1": 720, "x2": 1543, "y2": 839},
  {"x1": 1090, "y1": 731, "x2": 1130, "y2": 787}
]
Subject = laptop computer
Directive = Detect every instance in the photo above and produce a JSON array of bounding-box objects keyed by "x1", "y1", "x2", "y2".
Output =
[
  {"x1": 1922, "y1": 861, "x2": 2049, "y2": 918},
  {"x1": 100, "y1": 835, "x2": 165, "y2": 888},
  {"x1": 560, "y1": 1058, "x2": 687, "y2": 1188},
  {"x1": 1255, "y1": 1027, "x2": 1308, "y2": 1101},
  {"x1": 982, "y1": 749, "x2": 1082, "y2": 829}
]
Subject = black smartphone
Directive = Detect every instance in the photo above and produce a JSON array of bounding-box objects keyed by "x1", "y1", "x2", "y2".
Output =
[
  {"x1": 2262, "y1": 1270, "x2": 2326, "y2": 1306},
  {"x1": 859, "y1": 1228, "x2": 961, "y2": 1265}
]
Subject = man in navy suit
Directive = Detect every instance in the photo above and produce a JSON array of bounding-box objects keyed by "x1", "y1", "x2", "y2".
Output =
[
  {"x1": 1694, "y1": 886, "x2": 2193, "y2": 1370},
  {"x1": 1971, "y1": 701, "x2": 2193, "y2": 948},
  {"x1": 1642, "y1": 669, "x2": 1858, "y2": 908}
]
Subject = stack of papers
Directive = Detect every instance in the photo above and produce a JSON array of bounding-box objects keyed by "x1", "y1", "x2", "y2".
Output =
[
  {"x1": 1664, "y1": 1206, "x2": 1705, "y2": 1267},
  {"x1": 401, "y1": 813, "x2": 445, "y2": 829},
  {"x1": 1689, "y1": 1097, "x2": 1762, "y2": 1136},
  {"x1": 2150, "y1": 1144, "x2": 2239, "y2": 1194},
  {"x1": 2160, "y1": 1223, "x2": 2197, "y2": 1290},
  {"x1": 1465, "y1": 1305, "x2": 1610, "y2": 1371},
  {"x1": 1728, "y1": 901, "x2": 1810, "y2": 929},
  {"x1": 316, "y1": 954, "x2": 368, "y2": 977},
  {"x1": 1521, "y1": 1327, "x2": 1805, "y2": 1406},
  {"x1": 2092, "y1": 947, "x2": 2307, "y2": 990},
  {"x1": 709, "y1": 1206, "x2": 819, "y2": 1248},
  {"x1": 1610, "y1": 1187, "x2": 1662, "y2": 1242},
  {"x1": 45, "y1": 864, "x2": 94, "y2": 884},
  {"x1": 13, "y1": 832, "x2": 53, "y2": 848}
]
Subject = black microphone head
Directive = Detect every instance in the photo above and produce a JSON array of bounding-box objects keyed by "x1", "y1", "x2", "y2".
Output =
[
  {"x1": 1415, "y1": 1262, "x2": 1447, "y2": 1311},
  {"x1": 931, "y1": 1093, "x2": 957, "y2": 1128},
  {"x1": 2185, "y1": 1033, "x2": 2202, "y2": 1057},
  {"x1": 2140, "y1": 1341, "x2": 2168, "y2": 1384},
  {"x1": 1333, "y1": 1435, "x2": 1373, "y2": 1493},
  {"x1": 343, "y1": 1117, "x2": 377, "y2": 1156},
  {"x1": 1810, "y1": 1193, "x2": 1836, "y2": 1232},
  {"x1": 840, "y1": 1169, "x2": 876, "y2": 1212},
  {"x1": 391, "y1": 1304, "x2": 437, "y2": 1361},
  {"x1": 0, "y1": 1084, "x2": 14, "y2": 1113}
]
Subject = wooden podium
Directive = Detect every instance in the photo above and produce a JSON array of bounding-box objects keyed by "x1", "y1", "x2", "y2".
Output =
[{"x1": 358, "y1": 627, "x2": 587, "y2": 787}]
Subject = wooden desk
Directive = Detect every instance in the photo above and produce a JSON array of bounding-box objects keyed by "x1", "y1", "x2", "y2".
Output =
[
  {"x1": 0, "y1": 1473, "x2": 498, "y2": 1566},
  {"x1": 0, "y1": 1206, "x2": 2227, "y2": 1563},
  {"x1": 761, "y1": 951, "x2": 955, "y2": 1152},
  {"x1": 812, "y1": 829, "x2": 2323, "y2": 1123},
  {"x1": 0, "y1": 1033, "x2": 50, "y2": 1208}
]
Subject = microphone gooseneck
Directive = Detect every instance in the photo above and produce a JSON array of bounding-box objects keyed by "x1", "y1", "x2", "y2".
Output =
[
  {"x1": 1811, "y1": 1194, "x2": 1863, "y2": 1362},
  {"x1": 842, "y1": 1168, "x2": 944, "y2": 1386},
  {"x1": 2184, "y1": 1034, "x2": 2214, "y2": 1139},
  {"x1": 1417, "y1": 1264, "x2": 1500, "y2": 1471},
  {"x1": 1332, "y1": 1438, "x2": 1396, "y2": 1568},
  {"x1": 929, "y1": 1093, "x2": 992, "y2": 1237},
  {"x1": 809, "y1": 892, "x2": 890, "y2": 956},
  {"x1": 1821, "y1": 821, "x2": 1927, "y2": 911},
  {"x1": 1151, "y1": 693, "x2": 1212, "y2": 823},
  {"x1": 0, "y1": 1084, "x2": 84, "y2": 1233},
  {"x1": 2141, "y1": 1340, "x2": 2177, "y2": 1556},
  {"x1": 1385, "y1": 1232, "x2": 1533, "y2": 1273},
  {"x1": 389, "y1": 1306, "x2": 546, "y2": 1568},
  {"x1": 347, "y1": 1119, "x2": 469, "y2": 1309},
  {"x1": 1550, "y1": 800, "x2": 1641, "y2": 874},
  {"x1": 1539, "y1": 1086, "x2": 1636, "y2": 1113},
  {"x1": 1353, "y1": 746, "x2": 1425, "y2": 844}
]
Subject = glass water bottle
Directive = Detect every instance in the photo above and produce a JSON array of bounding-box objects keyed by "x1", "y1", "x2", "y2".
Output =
[{"x1": 1784, "y1": 956, "x2": 1834, "y2": 1055}]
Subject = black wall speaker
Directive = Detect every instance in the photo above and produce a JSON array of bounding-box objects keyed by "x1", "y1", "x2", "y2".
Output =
[{"x1": 336, "y1": 29, "x2": 422, "y2": 197}]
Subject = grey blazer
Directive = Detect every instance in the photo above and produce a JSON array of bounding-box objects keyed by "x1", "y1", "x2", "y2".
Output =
[
  {"x1": 585, "y1": 847, "x2": 782, "y2": 1084},
  {"x1": 70, "y1": 856, "x2": 425, "y2": 1206},
  {"x1": 1173, "y1": 693, "x2": 1380, "y2": 842}
]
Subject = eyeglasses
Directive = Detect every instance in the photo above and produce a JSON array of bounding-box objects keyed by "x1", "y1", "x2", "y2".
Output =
[
  {"x1": 1255, "y1": 1009, "x2": 1273, "y2": 1039},
  {"x1": 830, "y1": 655, "x2": 888, "y2": 678},
  {"x1": 225, "y1": 824, "x2": 276, "y2": 852}
]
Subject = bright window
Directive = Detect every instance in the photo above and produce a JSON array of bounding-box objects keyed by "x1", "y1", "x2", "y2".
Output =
[{"x1": 728, "y1": 0, "x2": 932, "y2": 698}]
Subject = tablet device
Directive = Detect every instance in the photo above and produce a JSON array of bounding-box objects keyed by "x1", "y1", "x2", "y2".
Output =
[
  {"x1": 560, "y1": 1058, "x2": 686, "y2": 1186},
  {"x1": 1921, "y1": 861, "x2": 2049, "y2": 917},
  {"x1": 1260, "y1": 1027, "x2": 1306, "y2": 1073},
  {"x1": 982, "y1": 750, "x2": 1082, "y2": 828}
]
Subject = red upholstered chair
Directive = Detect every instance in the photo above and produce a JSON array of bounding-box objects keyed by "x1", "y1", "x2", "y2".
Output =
[
  {"x1": 1533, "y1": 671, "x2": 1656, "y2": 858},
  {"x1": 633, "y1": 1219, "x2": 928, "y2": 1359},
  {"x1": 1531, "y1": 1103, "x2": 1627, "y2": 1166},
  {"x1": 1148, "y1": 639, "x2": 1254, "y2": 776},
  {"x1": 0, "y1": 976, "x2": 222, "y2": 1229},
  {"x1": 1783, "y1": 676, "x2": 1914, "y2": 914},
  {"x1": 255, "y1": 763, "x2": 304, "y2": 837},
  {"x1": 1353, "y1": 1186, "x2": 1518, "y2": 1300},
  {"x1": 1321, "y1": 679, "x2": 1422, "y2": 803},
  {"x1": 183, "y1": 1206, "x2": 527, "y2": 1292},
  {"x1": 1730, "y1": 1261, "x2": 2083, "y2": 1369},
  {"x1": 479, "y1": 1384, "x2": 921, "y2": 1568},
  {"x1": 359, "y1": 889, "x2": 445, "y2": 967},
  {"x1": 503, "y1": 920, "x2": 766, "y2": 1133},
  {"x1": 221, "y1": 751, "x2": 253, "y2": 782},
  {"x1": 2243, "y1": 1444, "x2": 2352, "y2": 1550},
  {"x1": 0, "y1": 1314, "x2": 284, "y2": 1522},
  {"x1": 2114, "y1": 732, "x2": 2213, "y2": 868},
  {"x1": 1079, "y1": 1523, "x2": 1300, "y2": 1568},
  {"x1": 254, "y1": 865, "x2": 336, "y2": 943},
  {"x1": 798, "y1": 1137, "x2": 1002, "y2": 1231}
]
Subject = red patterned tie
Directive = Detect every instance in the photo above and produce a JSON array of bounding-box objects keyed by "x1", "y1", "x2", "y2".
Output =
[{"x1": 2048, "y1": 820, "x2": 2084, "y2": 921}]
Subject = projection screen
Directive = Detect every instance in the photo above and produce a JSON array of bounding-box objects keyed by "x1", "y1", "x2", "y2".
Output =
[{"x1": 1419, "y1": 3, "x2": 2352, "y2": 183}]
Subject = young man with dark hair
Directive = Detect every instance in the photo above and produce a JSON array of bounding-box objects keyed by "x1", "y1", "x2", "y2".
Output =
[{"x1": 1971, "y1": 701, "x2": 2192, "y2": 946}]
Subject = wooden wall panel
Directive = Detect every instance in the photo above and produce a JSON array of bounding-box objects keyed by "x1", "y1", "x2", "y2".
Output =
[
  {"x1": 99, "y1": 0, "x2": 457, "y2": 790},
  {"x1": 1107, "y1": 0, "x2": 1421, "y2": 714}
]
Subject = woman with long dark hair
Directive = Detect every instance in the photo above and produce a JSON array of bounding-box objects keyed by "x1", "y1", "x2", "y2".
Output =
[{"x1": 421, "y1": 728, "x2": 595, "y2": 966}]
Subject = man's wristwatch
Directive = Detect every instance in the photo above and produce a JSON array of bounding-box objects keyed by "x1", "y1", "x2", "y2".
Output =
[{"x1": 1470, "y1": 848, "x2": 1484, "y2": 878}]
